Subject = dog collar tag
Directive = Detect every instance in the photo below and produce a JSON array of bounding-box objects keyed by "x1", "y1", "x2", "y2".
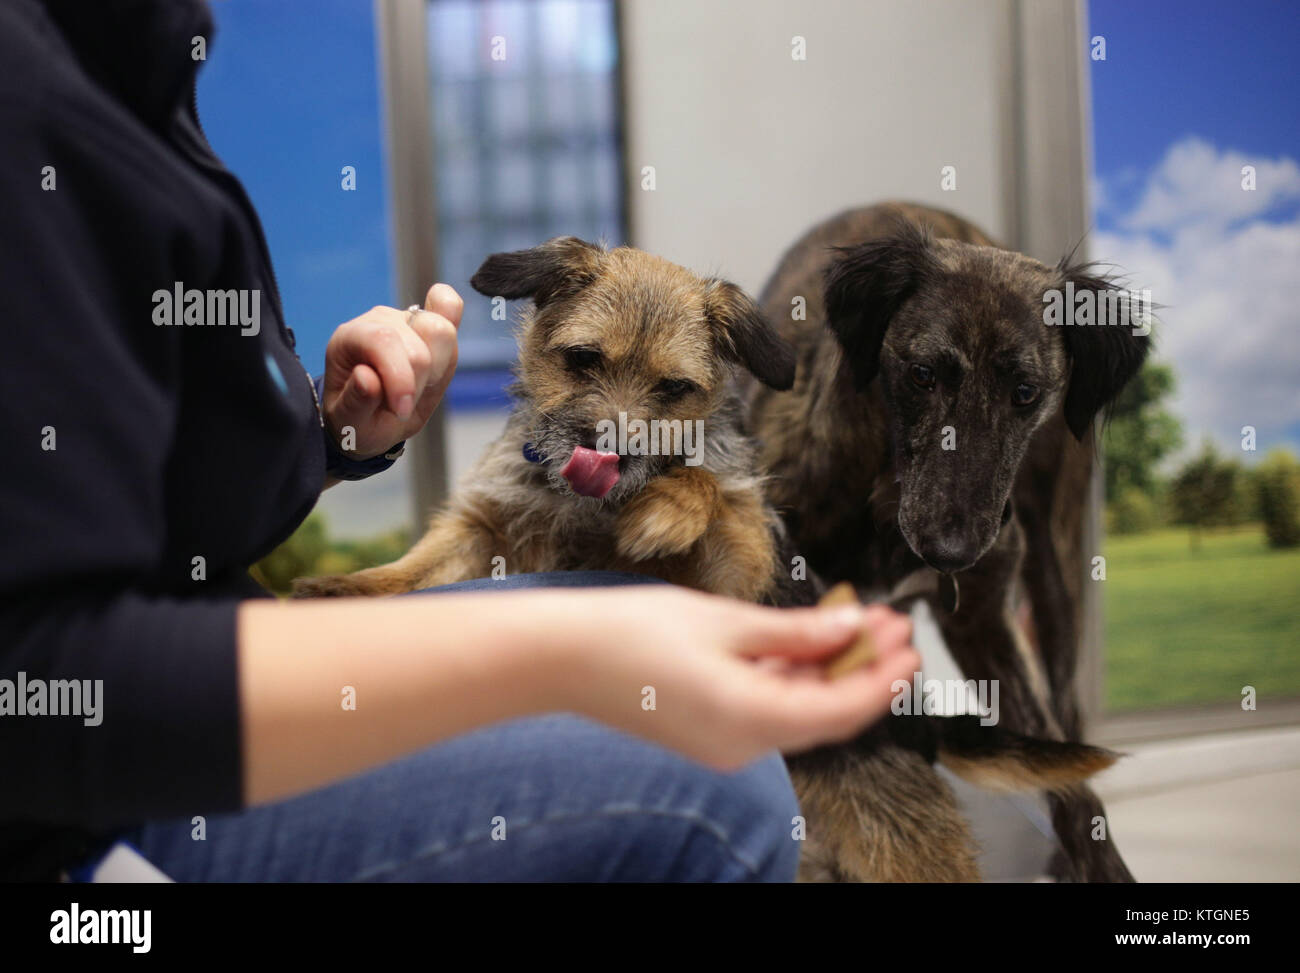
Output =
[
  {"x1": 522, "y1": 442, "x2": 544, "y2": 463},
  {"x1": 939, "y1": 574, "x2": 960, "y2": 614}
]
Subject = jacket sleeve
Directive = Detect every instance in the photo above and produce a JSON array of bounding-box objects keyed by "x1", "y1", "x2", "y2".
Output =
[{"x1": 0, "y1": 96, "x2": 244, "y2": 828}]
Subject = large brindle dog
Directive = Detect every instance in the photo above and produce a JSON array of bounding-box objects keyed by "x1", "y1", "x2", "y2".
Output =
[{"x1": 747, "y1": 202, "x2": 1148, "y2": 881}]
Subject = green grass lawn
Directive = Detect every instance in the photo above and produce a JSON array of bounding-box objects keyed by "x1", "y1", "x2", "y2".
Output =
[{"x1": 1103, "y1": 524, "x2": 1300, "y2": 711}]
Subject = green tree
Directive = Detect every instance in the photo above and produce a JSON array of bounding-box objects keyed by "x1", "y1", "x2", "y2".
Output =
[
  {"x1": 1107, "y1": 485, "x2": 1162, "y2": 535},
  {"x1": 1168, "y1": 442, "x2": 1244, "y2": 549},
  {"x1": 334, "y1": 529, "x2": 412, "y2": 572},
  {"x1": 1255, "y1": 449, "x2": 1300, "y2": 549},
  {"x1": 251, "y1": 513, "x2": 413, "y2": 596},
  {"x1": 1102, "y1": 361, "x2": 1184, "y2": 499},
  {"x1": 252, "y1": 512, "x2": 331, "y2": 594}
]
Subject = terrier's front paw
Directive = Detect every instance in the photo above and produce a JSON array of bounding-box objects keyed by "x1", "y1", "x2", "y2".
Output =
[
  {"x1": 615, "y1": 468, "x2": 719, "y2": 561},
  {"x1": 291, "y1": 574, "x2": 367, "y2": 598}
]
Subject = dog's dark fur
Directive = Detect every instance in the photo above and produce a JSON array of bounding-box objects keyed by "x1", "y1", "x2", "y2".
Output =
[
  {"x1": 795, "y1": 714, "x2": 1118, "y2": 882},
  {"x1": 747, "y1": 202, "x2": 1148, "y2": 881}
]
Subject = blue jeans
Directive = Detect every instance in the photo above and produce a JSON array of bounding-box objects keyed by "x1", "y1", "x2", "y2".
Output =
[{"x1": 122, "y1": 573, "x2": 801, "y2": 882}]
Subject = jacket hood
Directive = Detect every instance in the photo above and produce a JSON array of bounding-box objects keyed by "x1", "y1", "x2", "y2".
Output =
[{"x1": 40, "y1": 0, "x2": 214, "y2": 128}]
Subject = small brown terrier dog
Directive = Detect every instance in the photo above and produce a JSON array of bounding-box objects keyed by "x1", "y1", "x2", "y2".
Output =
[{"x1": 293, "y1": 237, "x2": 798, "y2": 601}]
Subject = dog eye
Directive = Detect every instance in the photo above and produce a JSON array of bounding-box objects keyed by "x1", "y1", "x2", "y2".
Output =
[
  {"x1": 909, "y1": 363, "x2": 936, "y2": 390},
  {"x1": 1013, "y1": 383, "x2": 1040, "y2": 406},
  {"x1": 654, "y1": 378, "x2": 698, "y2": 400},
  {"x1": 563, "y1": 347, "x2": 602, "y2": 372}
]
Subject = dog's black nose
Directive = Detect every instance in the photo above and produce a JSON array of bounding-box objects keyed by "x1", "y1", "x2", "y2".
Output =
[{"x1": 917, "y1": 538, "x2": 978, "y2": 574}]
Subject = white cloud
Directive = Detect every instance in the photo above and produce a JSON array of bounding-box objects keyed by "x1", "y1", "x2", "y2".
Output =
[
  {"x1": 1095, "y1": 139, "x2": 1300, "y2": 462},
  {"x1": 1123, "y1": 136, "x2": 1300, "y2": 232}
]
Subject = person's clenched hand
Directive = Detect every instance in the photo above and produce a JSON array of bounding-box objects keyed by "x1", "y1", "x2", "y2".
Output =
[{"x1": 321, "y1": 283, "x2": 462, "y2": 459}]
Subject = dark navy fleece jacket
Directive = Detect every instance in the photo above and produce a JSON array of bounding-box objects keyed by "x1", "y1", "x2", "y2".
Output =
[{"x1": 0, "y1": 0, "x2": 326, "y2": 878}]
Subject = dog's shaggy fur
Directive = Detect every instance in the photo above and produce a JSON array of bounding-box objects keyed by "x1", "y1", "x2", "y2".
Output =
[
  {"x1": 747, "y1": 202, "x2": 1148, "y2": 882},
  {"x1": 293, "y1": 237, "x2": 799, "y2": 602}
]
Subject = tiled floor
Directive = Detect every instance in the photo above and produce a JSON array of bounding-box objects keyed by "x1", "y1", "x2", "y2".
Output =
[
  {"x1": 1092, "y1": 728, "x2": 1300, "y2": 882},
  {"x1": 914, "y1": 598, "x2": 1300, "y2": 883},
  {"x1": 954, "y1": 726, "x2": 1300, "y2": 882}
]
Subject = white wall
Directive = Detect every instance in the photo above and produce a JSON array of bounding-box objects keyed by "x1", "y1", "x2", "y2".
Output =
[
  {"x1": 338, "y1": 0, "x2": 1087, "y2": 541},
  {"x1": 620, "y1": 0, "x2": 1021, "y2": 292}
]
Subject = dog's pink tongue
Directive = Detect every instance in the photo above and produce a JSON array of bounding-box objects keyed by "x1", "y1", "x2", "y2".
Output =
[{"x1": 560, "y1": 446, "x2": 621, "y2": 498}]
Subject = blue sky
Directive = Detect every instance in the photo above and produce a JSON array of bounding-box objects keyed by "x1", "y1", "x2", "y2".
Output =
[
  {"x1": 1088, "y1": 0, "x2": 1300, "y2": 458},
  {"x1": 1089, "y1": 0, "x2": 1300, "y2": 207},
  {"x1": 197, "y1": 0, "x2": 394, "y2": 380}
]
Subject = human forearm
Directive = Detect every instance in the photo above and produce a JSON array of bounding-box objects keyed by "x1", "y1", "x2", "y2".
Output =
[
  {"x1": 237, "y1": 591, "x2": 579, "y2": 806},
  {"x1": 239, "y1": 586, "x2": 921, "y2": 808}
]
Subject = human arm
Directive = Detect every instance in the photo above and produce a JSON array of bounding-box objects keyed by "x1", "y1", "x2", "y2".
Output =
[{"x1": 238, "y1": 587, "x2": 918, "y2": 805}]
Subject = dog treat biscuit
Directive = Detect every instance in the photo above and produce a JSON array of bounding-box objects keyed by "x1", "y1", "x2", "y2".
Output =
[{"x1": 820, "y1": 582, "x2": 878, "y2": 679}]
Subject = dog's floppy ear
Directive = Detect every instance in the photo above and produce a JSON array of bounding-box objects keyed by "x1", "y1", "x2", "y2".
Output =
[
  {"x1": 1056, "y1": 262, "x2": 1152, "y2": 440},
  {"x1": 470, "y1": 236, "x2": 604, "y2": 307},
  {"x1": 704, "y1": 280, "x2": 796, "y2": 390},
  {"x1": 823, "y1": 222, "x2": 932, "y2": 387}
]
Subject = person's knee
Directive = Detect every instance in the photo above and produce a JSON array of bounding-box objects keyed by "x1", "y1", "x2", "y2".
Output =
[
  {"x1": 720, "y1": 750, "x2": 801, "y2": 882},
  {"x1": 644, "y1": 749, "x2": 799, "y2": 882}
]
